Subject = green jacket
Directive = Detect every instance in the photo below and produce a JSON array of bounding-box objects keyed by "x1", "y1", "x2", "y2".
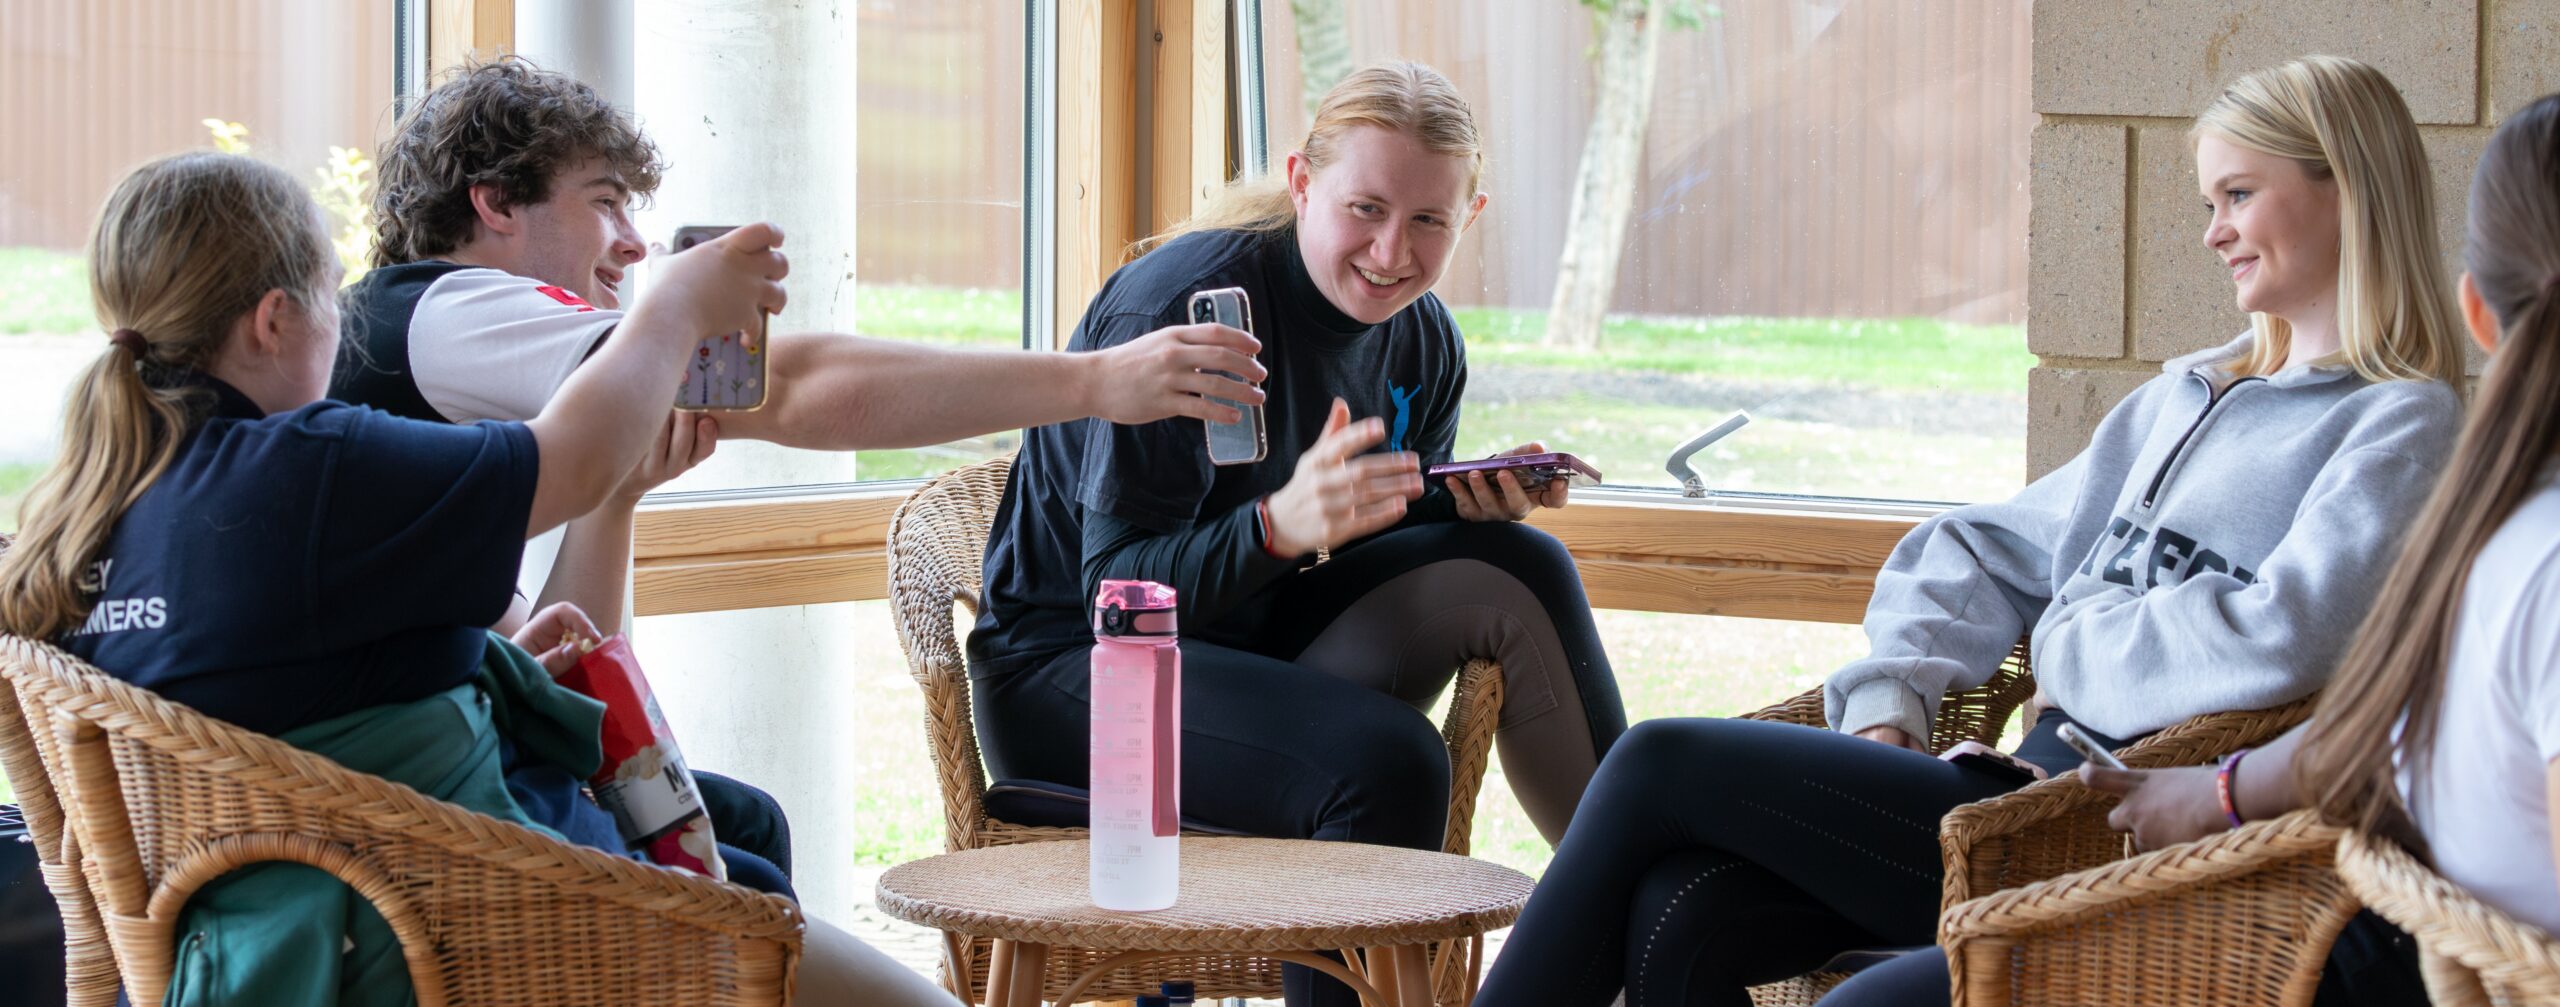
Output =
[{"x1": 162, "y1": 633, "x2": 606, "y2": 1007}]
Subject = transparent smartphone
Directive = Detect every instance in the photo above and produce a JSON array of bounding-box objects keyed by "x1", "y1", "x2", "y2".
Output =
[
  {"x1": 669, "y1": 225, "x2": 769, "y2": 413},
  {"x1": 1188, "y1": 287, "x2": 1265, "y2": 465},
  {"x1": 2056, "y1": 722, "x2": 2128, "y2": 771}
]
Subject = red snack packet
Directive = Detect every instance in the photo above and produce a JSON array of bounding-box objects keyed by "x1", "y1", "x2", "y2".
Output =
[{"x1": 553, "y1": 633, "x2": 728, "y2": 880}]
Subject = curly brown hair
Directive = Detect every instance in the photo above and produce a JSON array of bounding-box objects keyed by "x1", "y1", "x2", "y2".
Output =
[{"x1": 370, "y1": 57, "x2": 664, "y2": 267}]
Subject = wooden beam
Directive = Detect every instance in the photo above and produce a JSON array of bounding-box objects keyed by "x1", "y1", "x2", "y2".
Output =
[
  {"x1": 631, "y1": 489, "x2": 1927, "y2": 623},
  {"x1": 427, "y1": 0, "x2": 514, "y2": 80},
  {"x1": 1053, "y1": 0, "x2": 1141, "y2": 348},
  {"x1": 1148, "y1": 0, "x2": 1229, "y2": 236}
]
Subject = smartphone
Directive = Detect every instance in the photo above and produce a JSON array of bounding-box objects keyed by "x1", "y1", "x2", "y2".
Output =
[
  {"x1": 670, "y1": 225, "x2": 769, "y2": 413},
  {"x1": 2056, "y1": 722, "x2": 2128, "y2": 771},
  {"x1": 1942, "y1": 740, "x2": 2045, "y2": 786},
  {"x1": 1188, "y1": 287, "x2": 1266, "y2": 465},
  {"x1": 1426, "y1": 452, "x2": 1604, "y2": 489}
]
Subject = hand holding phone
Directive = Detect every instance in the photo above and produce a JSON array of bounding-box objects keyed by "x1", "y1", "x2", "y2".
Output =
[
  {"x1": 670, "y1": 225, "x2": 771, "y2": 412},
  {"x1": 1426, "y1": 451, "x2": 1603, "y2": 490},
  {"x1": 1189, "y1": 287, "x2": 1265, "y2": 465}
]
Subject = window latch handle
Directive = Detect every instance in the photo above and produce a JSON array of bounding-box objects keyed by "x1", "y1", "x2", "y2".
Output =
[{"x1": 1666, "y1": 411, "x2": 1751, "y2": 499}]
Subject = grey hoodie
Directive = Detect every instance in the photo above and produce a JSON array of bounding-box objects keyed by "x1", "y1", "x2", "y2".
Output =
[{"x1": 1827, "y1": 334, "x2": 2463, "y2": 741}]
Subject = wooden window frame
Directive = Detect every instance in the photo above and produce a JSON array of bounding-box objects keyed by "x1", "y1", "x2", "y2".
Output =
[
  {"x1": 559, "y1": 0, "x2": 1938, "y2": 626},
  {"x1": 426, "y1": 0, "x2": 514, "y2": 77}
]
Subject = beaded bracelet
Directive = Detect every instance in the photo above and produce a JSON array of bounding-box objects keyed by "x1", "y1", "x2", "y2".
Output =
[{"x1": 2217, "y1": 747, "x2": 2253, "y2": 829}]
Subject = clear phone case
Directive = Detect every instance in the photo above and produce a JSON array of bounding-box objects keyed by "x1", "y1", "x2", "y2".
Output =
[{"x1": 1189, "y1": 287, "x2": 1266, "y2": 465}]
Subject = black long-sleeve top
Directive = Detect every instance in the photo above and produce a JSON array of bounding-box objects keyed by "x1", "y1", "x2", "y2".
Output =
[{"x1": 968, "y1": 227, "x2": 1467, "y2": 672}]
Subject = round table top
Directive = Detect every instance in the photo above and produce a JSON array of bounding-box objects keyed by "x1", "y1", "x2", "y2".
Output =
[{"x1": 874, "y1": 837, "x2": 1533, "y2": 952}]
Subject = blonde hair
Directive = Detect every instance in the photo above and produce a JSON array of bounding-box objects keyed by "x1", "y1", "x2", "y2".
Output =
[
  {"x1": 2193, "y1": 55, "x2": 2466, "y2": 389},
  {"x1": 1137, "y1": 60, "x2": 1484, "y2": 254},
  {"x1": 0, "y1": 153, "x2": 333, "y2": 640}
]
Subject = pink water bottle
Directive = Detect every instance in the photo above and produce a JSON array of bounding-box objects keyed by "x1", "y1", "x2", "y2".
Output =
[{"x1": 1090, "y1": 579, "x2": 1181, "y2": 910}]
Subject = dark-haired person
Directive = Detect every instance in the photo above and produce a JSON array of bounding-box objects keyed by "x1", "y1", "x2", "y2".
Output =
[
  {"x1": 0, "y1": 153, "x2": 956, "y2": 1007},
  {"x1": 329, "y1": 58, "x2": 1271, "y2": 888}
]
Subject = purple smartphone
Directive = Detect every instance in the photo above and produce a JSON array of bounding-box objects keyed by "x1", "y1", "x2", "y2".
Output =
[{"x1": 1426, "y1": 452, "x2": 1603, "y2": 489}]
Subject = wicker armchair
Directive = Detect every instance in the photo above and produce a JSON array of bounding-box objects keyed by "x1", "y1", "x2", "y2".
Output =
[
  {"x1": 886, "y1": 454, "x2": 1505, "y2": 1004},
  {"x1": 0, "y1": 634, "x2": 804, "y2": 1007},
  {"x1": 1938, "y1": 809, "x2": 2356, "y2": 1007},
  {"x1": 2339, "y1": 828, "x2": 2560, "y2": 1006},
  {"x1": 1937, "y1": 695, "x2": 2316, "y2": 912},
  {"x1": 1735, "y1": 637, "x2": 2039, "y2": 1007}
]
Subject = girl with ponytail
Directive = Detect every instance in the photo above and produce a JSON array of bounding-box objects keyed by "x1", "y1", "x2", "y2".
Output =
[
  {"x1": 2091, "y1": 90, "x2": 2560, "y2": 944},
  {"x1": 0, "y1": 155, "x2": 959, "y2": 1006}
]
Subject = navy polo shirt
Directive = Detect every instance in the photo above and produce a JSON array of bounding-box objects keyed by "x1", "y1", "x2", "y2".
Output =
[{"x1": 63, "y1": 375, "x2": 540, "y2": 737}]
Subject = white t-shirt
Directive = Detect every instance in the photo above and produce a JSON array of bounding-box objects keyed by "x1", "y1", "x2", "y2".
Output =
[
  {"x1": 2408, "y1": 476, "x2": 2560, "y2": 935},
  {"x1": 333, "y1": 262, "x2": 622, "y2": 601}
]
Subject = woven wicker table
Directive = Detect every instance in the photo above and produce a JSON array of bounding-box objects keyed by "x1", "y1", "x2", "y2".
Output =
[{"x1": 875, "y1": 837, "x2": 1533, "y2": 1007}]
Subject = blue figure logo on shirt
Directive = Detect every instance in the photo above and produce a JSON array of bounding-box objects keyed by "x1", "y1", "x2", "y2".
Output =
[{"x1": 1388, "y1": 383, "x2": 1417, "y2": 454}]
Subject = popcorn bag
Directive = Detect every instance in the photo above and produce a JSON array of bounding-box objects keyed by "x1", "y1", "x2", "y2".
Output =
[{"x1": 555, "y1": 633, "x2": 728, "y2": 880}]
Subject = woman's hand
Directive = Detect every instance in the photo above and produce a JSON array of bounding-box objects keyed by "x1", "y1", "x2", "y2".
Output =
[
  {"x1": 1447, "y1": 441, "x2": 1571, "y2": 522},
  {"x1": 1852, "y1": 725, "x2": 1926, "y2": 752},
  {"x1": 2083, "y1": 763, "x2": 2227, "y2": 851},
  {"x1": 1263, "y1": 398, "x2": 1423, "y2": 557},
  {"x1": 615, "y1": 411, "x2": 720, "y2": 504},
  {"x1": 512, "y1": 602, "x2": 604, "y2": 677},
  {"x1": 1086, "y1": 323, "x2": 1268, "y2": 426}
]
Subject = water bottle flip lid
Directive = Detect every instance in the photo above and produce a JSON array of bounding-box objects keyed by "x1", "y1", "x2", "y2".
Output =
[{"x1": 1094, "y1": 579, "x2": 1178, "y2": 637}]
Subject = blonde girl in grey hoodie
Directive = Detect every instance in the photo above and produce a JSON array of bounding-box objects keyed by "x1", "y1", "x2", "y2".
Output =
[{"x1": 1476, "y1": 55, "x2": 2470, "y2": 1007}]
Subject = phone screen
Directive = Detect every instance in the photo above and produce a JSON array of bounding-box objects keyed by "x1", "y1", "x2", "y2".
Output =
[{"x1": 670, "y1": 226, "x2": 770, "y2": 412}]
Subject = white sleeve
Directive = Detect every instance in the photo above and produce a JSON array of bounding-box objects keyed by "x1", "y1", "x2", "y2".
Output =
[
  {"x1": 2518, "y1": 554, "x2": 2560, "y2": 764},
  {"x1": 408, "y1": 269, "x2": 622, "y2": 423},
  {"x1": 517, "y1": 524, "x2": 568, "y2": 604}
]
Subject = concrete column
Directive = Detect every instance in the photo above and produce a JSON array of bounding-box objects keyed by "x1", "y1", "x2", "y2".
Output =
[
  {"x1": 620, "y1": 0, "x2": 871, "y2": 925},
  {"x1": 514, "y1": 0, "x2": 635, "y2": 108}
]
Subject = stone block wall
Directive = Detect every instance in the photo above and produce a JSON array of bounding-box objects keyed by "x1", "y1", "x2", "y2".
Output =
[{"x1": 2024, "y1": 0, "x2": 2560, "y2": 478}]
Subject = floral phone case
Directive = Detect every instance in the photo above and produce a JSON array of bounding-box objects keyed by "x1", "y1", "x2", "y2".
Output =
[{"x1": 671, "y1": 225, "x2": 769, "y2": 412}]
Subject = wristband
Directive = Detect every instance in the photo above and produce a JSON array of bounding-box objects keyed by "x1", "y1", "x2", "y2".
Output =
[
  {"x1": 2216, "y1": 747, "x2": 2252, "y2": 830},
  {"x1": 1255, "y1": 497, "x2": 1292, "y2": 560}
]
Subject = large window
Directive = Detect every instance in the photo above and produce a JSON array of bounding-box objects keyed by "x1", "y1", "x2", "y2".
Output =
[
  {"x1": 1255, "y1": 0, "x2": 2034, "y2": 504},
  {"x1": 0, "y1": 1, "x2": 399, "y2": 531},
  {"x1": 628, "y1": 0, "x2": 1028, "y2": 494}
]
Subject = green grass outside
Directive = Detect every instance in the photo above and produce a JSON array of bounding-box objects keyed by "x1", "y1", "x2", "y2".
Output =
[
  {"x1": 840, "y1": 280, "x2": 2031, "y2": 395},
  {"x1": 812, "y1": 596, "x2": 1871, "y2": 874},
  {"x1": 0, "y1": 248, "x2": 91, "y2": 336},
  {"x1": 0, "y1": 461, "x2": 41, "y2": 535}
]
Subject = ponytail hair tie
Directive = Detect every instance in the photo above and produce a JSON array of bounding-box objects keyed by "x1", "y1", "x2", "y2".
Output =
[{"x1": 108, "y1": 328, "x2": 148, "y2": 356}]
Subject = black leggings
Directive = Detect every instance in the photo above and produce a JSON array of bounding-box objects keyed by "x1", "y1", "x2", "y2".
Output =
[
  {"x1": 976, "y1": 520, "x2": 1627, "y2": 1006},
  {"x1": 1474, "y1": 710, "x2": 2108, "y2": 1007}
]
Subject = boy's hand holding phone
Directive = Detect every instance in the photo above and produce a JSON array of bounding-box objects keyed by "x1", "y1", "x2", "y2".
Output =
[
  {"x1": 1444, "y1": 441, "x2": 1575, "y2": 522},
  {"x1": 1088, "y1": 322, "x2": 1267, "y2": 428},
  {"x1": 1262, "y1": 398, "x2": 1423, "y2": 558}
]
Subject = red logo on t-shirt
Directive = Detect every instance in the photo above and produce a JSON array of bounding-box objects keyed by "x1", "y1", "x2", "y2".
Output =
[{"x1": 535, "y1": 285, "x2": 598, "y2": 312}]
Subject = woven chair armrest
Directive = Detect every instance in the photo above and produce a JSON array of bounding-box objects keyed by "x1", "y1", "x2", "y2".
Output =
[
  {"x1": 1943, "y1": 809, "x2": 2342, "y2": 938},
  {"x1": 1739, "y1": 685, "x2": 1825, "y2": 728},
  {"x1": 1939, "y1": 772, "x2": 2120, "y2": 908},
  {"x1": 1944, "y1": 810, "x2": 2353, "y2": 1007},
  {"x1": 2112, "y1": 697, "x2": 2316, "y2": 771},
  {"x1": 63, "y1": 677, "x2": 805, "y2": 940},
  {"x1": 2338, "y1": 830, "x2": 2560, "y2": 1004}
]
